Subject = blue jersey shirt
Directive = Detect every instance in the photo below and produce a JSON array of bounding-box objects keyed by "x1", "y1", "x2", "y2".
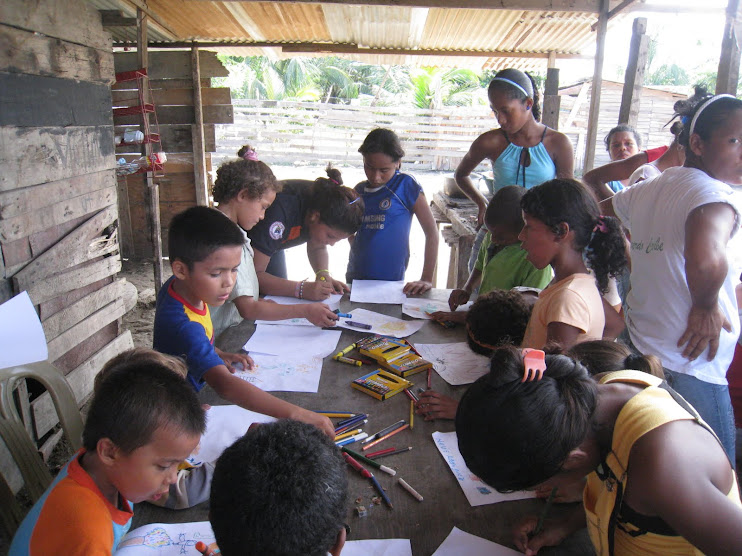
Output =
[
  {"x1": 347, "y1": 171, "x2": 422, "y2": 282},
  {"x1": 153, "y1": 276, "x2": 224, "y2": 391}
]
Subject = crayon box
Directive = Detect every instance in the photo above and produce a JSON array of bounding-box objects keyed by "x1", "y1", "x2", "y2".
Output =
[
  {"x1": 351, "y1": 369, "x2": 413, "y2": 401},
  {"x1": 356, "y1": 335, "x2": 432, "y2": 378}
]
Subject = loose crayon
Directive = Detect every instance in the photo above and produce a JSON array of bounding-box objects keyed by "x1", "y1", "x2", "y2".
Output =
[
  {"x1": 195, "y1": 541, "x2": 220, "y2": 555},
  {"x1": 346, "y1": 320, "x2": 372, "y2": 330},
  {"x1": 398, "y1": 477, "x2": 424, "y2": 502},
  {"x1": 334, "y1": 342, "x2": 357, "y2": 358},
  {"x1": 335, "y1": 311, "x2": 352, "y2": 318},
  {"x1": 334, "y1": 355, "x2": 362, "y2": 366}
]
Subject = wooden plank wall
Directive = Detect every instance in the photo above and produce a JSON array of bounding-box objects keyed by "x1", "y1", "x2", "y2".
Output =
[
  {"x1": 0, "y1": 0, "x2": 135, "y2": 463},
  {"x1": 113, "y1": 51, "x2": 233, "y2": 258}
]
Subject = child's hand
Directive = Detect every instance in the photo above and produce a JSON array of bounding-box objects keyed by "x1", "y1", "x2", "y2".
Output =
[
  {"x1": 403, "y1": 280, "x2": 433, "y2": 296},
  {"x1": 535, "y1": 479, "x2": 585, "y2": 503},
  {"x1": 294, "y1": 408, "x2": 335, "y2": 438},
  {"x1": 303, "y1": 303, "x2": 339, "y2": 327},
  {"x1": 512, "y1": 514, "x2": 572, "y2": 556},
  {"x1": 221, "y1": 351, "x2": 255, "y2": 373},
  {"x1": 428, "y1": 310, "x2": 467, "y2": 324},
  {"x1": 448, "y1": 288, "x2": 471, "y2": 310},
  {"x1": 416, "y1": 390, "x2": 458, "y2": 420},
  {"x1": 303, "y1": 280, "x2": 335, "y2": 301},
  {"x1": 329, "y1": 277, "x2": 350, "y2": 295}
]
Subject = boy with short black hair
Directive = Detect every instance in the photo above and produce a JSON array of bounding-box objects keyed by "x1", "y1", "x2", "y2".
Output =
[
  {"x1": 10, "y1": 348, "x2": 206, "y2": 555},
  {"x1": 153, "y1": 206, "x2": 333, "y2": 436},
  {"x1": 209, "y1": 419, "x2": 349, "y2": 556}
]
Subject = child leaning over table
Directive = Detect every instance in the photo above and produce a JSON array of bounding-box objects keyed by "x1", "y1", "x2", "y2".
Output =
[
  {"x1": 208, "y1": 419, "x2": 349, "y2": 556},
  {"x1": 430, "y1": 185, "x2": 552, "y2": 324},
  {"x1": 346, "y1": 128, "x2": 439, "y2": 295},
  {"x1": 9, "y1": 348, "x2": 205, "y2": 556},
  {"x1": 153, "y1": 207, "x2": 334, "y2": 444}
]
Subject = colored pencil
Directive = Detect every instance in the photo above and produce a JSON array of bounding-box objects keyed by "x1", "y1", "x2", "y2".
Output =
[
  {"x1": 409, "y1": 400, "x2": 414, "y2": 430},
  {"x1": 427, "y1": 367, "x2": 432, "y2": 389},
  {"x1": 362, "y1": 423, "x2": 409, "y2": 451},
  {"x1": 363, "y1": 419, "x2": 405, "y2": 444},
  {"x1": 368, "y1": 446, "x2": 413, "y2": 459},
  {"x1": 370, "y1": 473, "x2": 393, "y2": 508},
  {"x1": 533, "y1": 487, "x2": 557, "y2": 537},
  {"x1": 335, "y1": 432, "x2": 368, "y2": 446},
  {"x1": 334, "y1": 428, "x2": 363, "y2": 441},
  {"x1": 335, "y1": 414, "x2": 367, "y2": 432},
  {"x1": 334, "y1": 420, "x2": 368, "y2": 436},
  {"x1": 398, "y1": 477, "x2": 424, "y2": 502},
  {"x1": 364, "y1": 447, "x2": 397, "y2": 458},
  {"x1": 316, "y1": 412, "x2": 356, "y2": 418},
  {"x1": 337, "y1": 413, "x2": 368, "y2": 427},
  {"x1": 403, "y1": 388, "x2": 419, "y2": 402},
  {"x1": 341, "y1": 447, "x2": 396, "y2": 476}
]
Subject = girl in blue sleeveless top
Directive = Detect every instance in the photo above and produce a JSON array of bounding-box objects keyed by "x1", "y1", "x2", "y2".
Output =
[{"x1": 454, "y1": 68, "x2": 574, "y2": 270}]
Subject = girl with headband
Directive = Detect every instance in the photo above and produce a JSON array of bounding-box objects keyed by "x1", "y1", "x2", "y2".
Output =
[
  {"x1": 603, "y1": 93, "x2": 742, "y2": 463},
  {"x1": 453, "y1": 68, "x2": 574, "y2": 271}
]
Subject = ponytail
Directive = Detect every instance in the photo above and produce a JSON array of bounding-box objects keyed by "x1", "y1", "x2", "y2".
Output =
[
  {"x1": 456, "y1": 346, "x2": 597, "y2": 492},
  {"x1": 566, "y1": 340, "x2": 665, "y2": 379},
  {"x1": 307, "y1": 179, "x2": 364, "y2": 235},
  {"x1": 584, "y1": 215, "x2": 628, "y2": 294}
]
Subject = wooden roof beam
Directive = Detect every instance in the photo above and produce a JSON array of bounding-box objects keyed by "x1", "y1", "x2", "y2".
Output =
[
  {"x1": 197, "y1": 0, "x2": 603, "y2": 13},
  {"x1": 281, "y1": 44, "x2": 592, "y2": 59}
]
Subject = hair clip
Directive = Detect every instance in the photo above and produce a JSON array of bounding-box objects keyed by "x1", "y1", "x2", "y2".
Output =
[
  {"x1": 329, "y1": 178, "x2": 339, "y2": 185},
  {"x1": 521, "y1": 348, "x2": 546, "y2": 382},
  {"x1": 348, "y1": 196, "x2": 360, "y2": 205},
  {"x1": 593, "y1": 216, "x2": 608, "y2": 234},
  {"x1": 242, "y1": 149, "x2": 259, "y2": 161}
]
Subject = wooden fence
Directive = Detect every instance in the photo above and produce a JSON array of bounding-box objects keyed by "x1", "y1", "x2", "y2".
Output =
[{"x1": 215, "y1": 101, "x2": 494, "y2": 171}]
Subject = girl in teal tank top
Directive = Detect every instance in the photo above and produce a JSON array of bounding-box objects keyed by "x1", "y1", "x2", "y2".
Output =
[{"x1": 491, "y1": 126, "x2": 557, "y2": 191}]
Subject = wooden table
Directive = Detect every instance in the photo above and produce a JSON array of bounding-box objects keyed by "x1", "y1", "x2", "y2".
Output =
[
  {"x1": 431, "y1": 192, "x2": 482, "y2": 290},
  {"x1": 132, "y1": 290, "x2": 592, "y2": 555}
]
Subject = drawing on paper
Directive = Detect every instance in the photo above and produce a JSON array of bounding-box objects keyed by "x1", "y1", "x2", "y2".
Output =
[
  {"x1": 118, "y1": 527, "x2": 216, "y2": 554},
  {"x1": 414, "y1": 343, "x2": 490, "y2": 386}
]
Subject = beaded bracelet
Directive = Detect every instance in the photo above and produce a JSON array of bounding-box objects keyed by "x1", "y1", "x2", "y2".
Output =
[{"x1": 298, "y1": 278, "x2": 308, "y2": 300}]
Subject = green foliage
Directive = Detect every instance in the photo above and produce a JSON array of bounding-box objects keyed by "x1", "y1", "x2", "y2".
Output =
[{"x1": 647, "y1": 63, "x2": 690, "y2": 86}]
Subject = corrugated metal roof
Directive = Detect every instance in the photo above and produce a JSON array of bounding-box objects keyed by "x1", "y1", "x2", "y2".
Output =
[{"x1": 85, "y1": 0, "x2": 623, "y2": 70}]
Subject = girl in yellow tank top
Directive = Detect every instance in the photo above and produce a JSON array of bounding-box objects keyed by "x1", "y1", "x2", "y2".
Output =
[{"x1": 455, "y1": 346, "x2": 742, "y2": 555}]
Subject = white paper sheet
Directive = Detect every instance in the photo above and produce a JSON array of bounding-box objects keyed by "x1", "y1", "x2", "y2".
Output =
[
  {"x1": 0, "y1": 291, "x2": 48, "y2": 369},
  {"x1": 254, "y1": 316, "x2": 315, "y2": 326},
  {"x1": 119, "y1": 522, "x2": 411, "y2": 556},
  {"x1": 401, "y1": 297, "x2": 472, "y2": 320},
  {"x1": 243, "y1": 324, "x2": 341, "y2": 357},
  {"x1": 414, "y1": 343, "x2": 490, "y2": 386},
  {"x1": 432, "y1": 527, "x2": 523, "y2": 556},
  {"x1": 187, "y1": 405, "x2": 276, "y2": 465},
  {"x1": 117, "y1": 521, "x2": 216, "y2": 554},
  {"x1": 343, "y1": 539, "x2": 413, "y2": 556},
  {"x1": 350, "y1": 280, "x2": 406, "y2": 304},
  {"x1": 235, "y1": 353, "x2": 323, "y2": 392},
  {"x1": 433, "y1": 431, "x2": 535, "y2": 507},
  {"x1": 336, "y1": 308, "x2": 425, "y2": 338}
]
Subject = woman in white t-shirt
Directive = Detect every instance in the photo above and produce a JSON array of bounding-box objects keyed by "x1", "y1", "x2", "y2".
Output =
[{"x1": 604, "y1": 94, "x2": 742, "y2": 462}]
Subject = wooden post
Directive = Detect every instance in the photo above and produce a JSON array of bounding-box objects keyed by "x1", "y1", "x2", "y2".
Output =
[
  {"x1": 137, "y1": 9, "x2": 164, "y2": 289},
  {"x1": 542, "y1": 53, "x2": 561, "y2": 130},
  {"x1": 716, "y1": 0, "x2": 742, "y2": 95},
  {"x1": 191, "y1": 44, "x2": 209, "y2": 207},
  {"x1": 583, "y1": 0, "x2": 609, "y2": 173},
  {"x1": 618, "y1": 18, "x2": 649, "y2": 128}
]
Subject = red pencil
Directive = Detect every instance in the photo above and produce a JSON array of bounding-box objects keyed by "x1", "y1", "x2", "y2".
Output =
[
  {"x1": 427, "y1": 367, "x2": 432, "y2": 389},
  {"x1": 365, "y1": 446, "x2": 397, "y2": 458}
]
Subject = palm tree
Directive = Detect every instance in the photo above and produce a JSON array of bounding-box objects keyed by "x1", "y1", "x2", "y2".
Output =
[{"x1": 409, "y1": 67, "x2": 482, "y2": 109}]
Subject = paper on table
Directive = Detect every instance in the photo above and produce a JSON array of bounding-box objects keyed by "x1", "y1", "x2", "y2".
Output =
[
  {"x1": 254, "y1": 316, "x2": 314, "y2": 326},
  {"x1": 119, "y1": 523, "x2": 411, "y2": 556},
  {"x1": 402, "y1": 297, "x2": 472, "y2": 320},
  {"x1": 117, "y1": 521, "x2": 216, "y2": 554},
  {"x1": 337, "y1": 308, "x2": 425, "y2": 338},
  {"x1": 343, "y1": 539, "x2": 413, "y2": 556},
  {"x1": 235, "y1": 353, "x2": 323, "y2": 393},
  {"x1": 350, "y1": 280, "x2": 406, "y2": 304},
  {"x1": 186, "y1": 405, "x2": 276, "y2": 466},
  {"x1": 414, "y1": 343, "x2": 490, "y2": 386},
  {"x1": 433, "y1": 431, "x2": 535, "y2": 507},
  {"x1": 243, "y1": 324, "x2": 341, "y2": 357},
  {"x1": 264, "y1": 293, "x2": 343, "y2": 311},
  {"x1": 0, "y1": 291, "x2": 48, "y2": 369},
  {"x1": 432, "y1": 527, "x2": 523, "y2": 556}
]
